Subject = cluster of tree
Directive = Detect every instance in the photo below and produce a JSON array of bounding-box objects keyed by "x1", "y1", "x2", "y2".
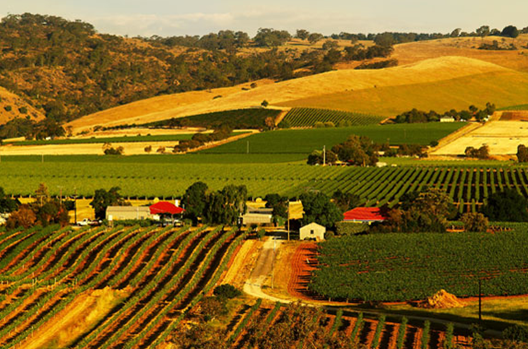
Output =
[
  {"x1": 183, "y1": 182, "x2": 247, "y2": 225},
  {"x1": 393, "y1": 103, "x2": 496, "y2": 123},
  {"x1": 384, "y1": 144, "x2": 427, "y2": 158},
  {"x1": 148, "y1": 30, "x2": 250, "y2": 52},
  {"x1": 482, "y1": 189, "x2": 528, "y2": 222},
  {"x1": 464, "y1": 145, "x2": 490, "y2": 159},
  {"x1": 5, "y1": 183, "x2": 69, "y2": 228},
  {"x1": 0, "y1": 117, "x2": 65, "y2": 140},
  {"x1": 355, "y1": 59, "x2": 398, "y2": 70},
  {"x1": 343, "y1": 44, "x2": 394, "y2": 61},
  {"x1": 517, "y1": 144, "x2": 528, "y2": 162},
  {"x1": 308, "y1": 135, "x2": 379, "y2": 166},
  {"x1": 374, "y1": 187, "x2": 456, "y2": 233},
  {"x1": 173, "y1": 127, "x2": 232, "y2": 153},
  {"x1": 479, "y1": 40, "x2": 517, "y2": 51},
  {"x1": 299, "y1": 192, "x2": 343, "y2": 229}
]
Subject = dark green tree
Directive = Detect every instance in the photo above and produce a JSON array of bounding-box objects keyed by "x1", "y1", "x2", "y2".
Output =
[
  {"x1": 332, "y1": 190, "x2": 360, "y2": 212},
  {"x1": 518, "y1": 144, "x2": 528, "y2": 163},
  {"x1": 482, "y1": 189, "x2": 528, "y2": 222},
  {"x1": 299, "y1": 192, "x2": 342, "y2": 229},
  {"x1": 204, "y1": 185, "x2": 247, "y2": 225},
  {"x1": 264, "y1": 193, "x2": 288, "y2": 219},
  {"x1": 183, "y1": 181, "x2": 208, "y2": 224},
  {"x1": 90, "y1": 187, "x2": 127, "y2": 220}
]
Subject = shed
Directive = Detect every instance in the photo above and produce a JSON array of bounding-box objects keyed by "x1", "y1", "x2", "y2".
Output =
[
  {"x1": 106, "y1": 206, "x2": 151, "y2": 221},
  {"x1": 299, "y1": 222, "x2": 326, "y2": 241},
  {"x1": 343, "y1": 207, "x2": 388, "y2": 224}
]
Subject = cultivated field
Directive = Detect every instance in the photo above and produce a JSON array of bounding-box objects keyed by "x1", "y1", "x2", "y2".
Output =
[
  {"x1": 432, "y1": 119, "x2": 528, "y2": 155},
  {"x1": 0, "y1": 225, "x2": 245, "y2": 348},
  {"x1": 310, "y1": 229, "x2": 528, "y2": 302}
]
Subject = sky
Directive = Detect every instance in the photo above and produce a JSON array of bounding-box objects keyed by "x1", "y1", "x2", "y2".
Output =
[{"x1": 2, "y1": 0, "x2": 527, "y2": 37}]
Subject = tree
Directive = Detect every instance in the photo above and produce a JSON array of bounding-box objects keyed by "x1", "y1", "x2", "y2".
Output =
[
  {"x1": 518, "y1": 144, "x2": 528, "y2": 162},
  {"x1": 183, "y1": 181, "x2": 208, "y2": 224},
  {"x1": 450, "y1": 28, "x2": 461, "y2": 37},
  {"x1": 264, "y1": 193, "x2": 288, "y2": 220},
  {"x1": 144, "y1": 145, "x2": 152, "y2": 153},
  {"x1": 332, "y1": 190, "x2": 360, "y2": 212},
  {"x1": 35, "y1": 183, "x2": 50, "y2": 206},
  {"x1": 295, "y1": 29, "x2": 309, "y2": 40},
  {"x1": 482, "y1": 189, "x2": 528, "y2": 222},
  {"x1": 0, "y1": 187, "x2": 19, "y2": 213},
  {"x1": 331, "y1": 135, "x2": 378, "y2": 166},
  {"x1": 461, "y1": 212, "x2": 489, "y2": 232},
  {"x1": 374, "y1": 32, "x2": 395, "y2": 47},
  {"x1": 308, "y1": 33, "x2": 324, "y2": 45},
  {"x1": 261, "y1": 100, "x2": 269, "y2": 107},
  {"x1": 6, "y1": 205, "x2": 37, "y2": 229},
  {"x1": 476, "y1": 25, "x2": 490, "y2": 39},
  {"x1": 90, "y1": 187, "x2": 127, "y2": 220},
  {"x1": 322, "y1": 40, "x2": 339, "y2": 51},
  {"x1": 204, "y1": 185, "x2": 247, "y2": 225},
  {"x1": 299, "y1": 192, "x2": 342, "y2": 229},
  {"x1": 213, "y1": 284, "x2": 242, "y2": 299},
  {"x1": 501, "y1": 25, "x2": 519, "y2": 39}
]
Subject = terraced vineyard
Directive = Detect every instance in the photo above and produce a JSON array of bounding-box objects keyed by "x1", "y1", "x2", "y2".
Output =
[
  {"x1": 224, "y1": 302, "x2": 472, "y2": 349},
  {"x1": 282, "y1": 107, "x2": 385, "y2": 127},
  {"x1": 3, "y1": 165, "x2": 528, "y2": 210},
  {"x1": 0, "y1": 224, "x2": 246, "y2": 348}
]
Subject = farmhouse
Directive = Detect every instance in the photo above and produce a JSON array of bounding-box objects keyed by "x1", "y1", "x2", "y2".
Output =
[
  {"x1": 106, "y1": 206, "x2": 151, "y2": 221},
  {"x1": 300, "y1": 222, "x2": 326, "y2": 241},
  {"x1": 343, "y1": 207, "x2": 388, "y2": 224}
]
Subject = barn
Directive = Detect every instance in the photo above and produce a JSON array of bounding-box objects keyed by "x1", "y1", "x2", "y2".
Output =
[
  {"x1": 106, "y1": 206, "x2": 151, "y2": 221},
  {"x1": 343, "y1": 207, "x2": 388, "y2": 224}
]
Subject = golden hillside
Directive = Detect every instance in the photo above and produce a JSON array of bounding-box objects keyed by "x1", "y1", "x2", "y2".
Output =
[
  {"x1": 0, "y1": 87, "x2": 45, "y2": 124},
  {"x1": 67, "y1": 55, "x2": 521, "y2": 132}
]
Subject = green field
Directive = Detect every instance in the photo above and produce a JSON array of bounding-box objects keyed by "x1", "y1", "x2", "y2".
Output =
[
  {"x1": 282, "y1": 107, "x2": 385, "y2": 127},
  {"x1": 203, "y1": 123, "x2": 465, "y2": 154},
  {"x1": 498, "y1": 104, "x2": 528, "y2": 111},
  {"x1": 310, "y1": 228, "x2": 528, "y2": 301}
]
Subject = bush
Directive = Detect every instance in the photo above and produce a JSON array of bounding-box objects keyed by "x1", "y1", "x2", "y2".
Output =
[
  {"x1": 324, "y1": 121, "x2": 335, "y2": 128},
  {"x1": 314, "y1": 121, "x2": 325, "y2": 128},
  {"x1": 213, "y1": 284, "x2": 242, "y2": 299},
  {"x1": 104, "y1": 146, "x2": 124, "y2": 155},
  {"x1": 461, "y1": 212, "x2": 489, "y2": 232},
  {"x1": 4, "y1": 105, "x2": 12, "y2": 112},
  {"x1": 18, "y1": 107, "x2": 28, "y2": 114},
  {"x1": 257, "y1": 228, "x2": 266, "y2": 239},
  {"x1": 503, "y1": 325, "x2": 528, "y2": 343}
]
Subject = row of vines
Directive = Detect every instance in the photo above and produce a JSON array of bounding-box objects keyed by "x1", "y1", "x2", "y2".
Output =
[
  {"x1": 283, "y1": 107, "x2": 385, "y2": 127},
  {"x1": 0, "y1": 224, "x2": 246, "y2": 348}
]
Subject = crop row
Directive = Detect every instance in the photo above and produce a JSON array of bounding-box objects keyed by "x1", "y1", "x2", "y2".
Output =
[
  {"x1": 283, "y1": 107, "x2": 385, "y2": 127},
  {"x1": 311, "y1": 228, "x2": 528, "y2": 302}
]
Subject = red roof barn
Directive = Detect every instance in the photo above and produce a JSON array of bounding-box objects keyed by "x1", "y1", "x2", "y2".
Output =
[
  {"x1": 343, "y1": 207, "x2": 388, "y2": 223},
  {"x1": 149, "y1": 201, "x2": 185, "y2": 215}
]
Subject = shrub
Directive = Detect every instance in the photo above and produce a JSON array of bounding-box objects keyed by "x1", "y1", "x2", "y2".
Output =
[
  {"x1": 314, "y1": 121, "x2": 325, "y2": 128},
  {"x1": 257, "y1": 228, "x2": 266, "y2": 240},
  {"x1": 4, "y1": 105, "x2": 12, "y2": 112},
  {"x1": 461, "y1": 212, "x2": 489, "y2": 232},
  {"x1": 213, "y1": 284, "x2": 242, "y2": 299},
  {"x1": 261, "y1": 100, "x2": 269, "y2": 107},
  {"x1": 503, "y1": 325, "x2": 528, "y2": 343},
  {"x1": 104, "y1": 146, "x2": 124, "y2": 155},
  {"x1": 18, "y1": 106, "x2": 28, "y2": 114},
  {"x1": 324, "y1": 121, "x2": 335, "y2": 128}
]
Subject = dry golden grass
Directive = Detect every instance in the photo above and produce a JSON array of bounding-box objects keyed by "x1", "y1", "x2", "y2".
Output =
[
  {"x1": 68, "y1": 56, "x2": 512, "y2": 132},
  {"x1": 393, "y1": 34, "x2": 528, "y2": 72},
  {"x1": 0, "y1": 86, "x2": 45, "y2": 124}
]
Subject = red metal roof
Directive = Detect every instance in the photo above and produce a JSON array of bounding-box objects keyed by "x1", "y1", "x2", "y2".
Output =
[
  {"x1": 343, "y1": 207, "x2": 387, "y2": 222},
  {"x1": 149, "y1": 201, "x2": 185, "y2": 215}
]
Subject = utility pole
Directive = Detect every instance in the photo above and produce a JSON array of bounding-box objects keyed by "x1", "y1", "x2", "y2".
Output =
[
  {"x1": 247, "y1": 141, "x2": 249, "y2": 154},
  {"x1": 478, "y1": 278, "x2": 482, "y2": 323},
  {"x1": 323, "y1": 145, "x2": 326, "y2": 166}
]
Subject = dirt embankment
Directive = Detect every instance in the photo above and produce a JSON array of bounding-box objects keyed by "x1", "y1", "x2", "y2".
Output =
[{"x1": 22, "y1": 287, "x2": 129, "y2": 349}]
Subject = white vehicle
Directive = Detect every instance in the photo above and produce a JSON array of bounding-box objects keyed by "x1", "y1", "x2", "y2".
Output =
[{"x1": 77, "y1": 218, "x2": 102, "y2": 226}]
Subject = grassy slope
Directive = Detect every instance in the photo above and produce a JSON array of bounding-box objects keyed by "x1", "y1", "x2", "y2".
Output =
[
  {"x1": 66, "y1": 56, "x2": 511, "y2": 132},
  {"x1": 202, "y1": 123, "x2": 466, "y2": 154},
  {"x1": 0, "y1": 86, "x2": 45, "y2": 124},
  {"x1": 279, "y1": 70, "x2": 528, "y2": 116}
]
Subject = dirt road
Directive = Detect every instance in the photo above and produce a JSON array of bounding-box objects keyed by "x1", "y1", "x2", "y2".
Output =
[{"x1": 243, "y1": 237, "x2": 290, "y2": 303}]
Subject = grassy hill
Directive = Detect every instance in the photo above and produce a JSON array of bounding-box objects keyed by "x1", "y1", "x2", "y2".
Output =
[{"x1": 68, "y1": 56, "x2": 516, "y2": 132}]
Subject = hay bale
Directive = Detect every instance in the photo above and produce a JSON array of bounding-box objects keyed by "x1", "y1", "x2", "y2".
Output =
[{"x1": 419, "y1": 290, "x2": 465, "y2": 309}]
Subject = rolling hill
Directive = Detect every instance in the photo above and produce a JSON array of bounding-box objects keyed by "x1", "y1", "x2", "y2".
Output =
[
  {"x1": 67, "y1": 56, "x2": 527, "y2": 132},
  {"x1": 0, "y1": 87, "x2": 45, "y2": 124}
]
